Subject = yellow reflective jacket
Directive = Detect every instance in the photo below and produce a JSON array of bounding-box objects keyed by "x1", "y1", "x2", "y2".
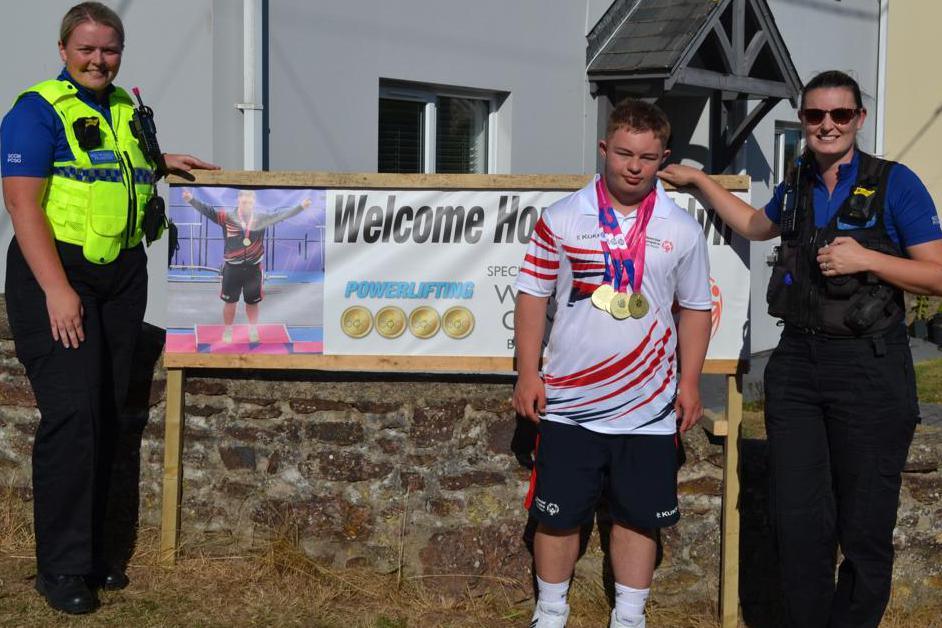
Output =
[{"x1": 20, "y1": 79, "x2": 156, "y2": 264}]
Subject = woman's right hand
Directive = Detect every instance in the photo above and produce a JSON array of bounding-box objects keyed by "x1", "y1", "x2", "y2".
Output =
[
  {"x1": 657, "y1": 164, "x2": 706, "y2": 188},
  {"x1": 45, "y1": 284, "x2": 85, "y2": 348}
]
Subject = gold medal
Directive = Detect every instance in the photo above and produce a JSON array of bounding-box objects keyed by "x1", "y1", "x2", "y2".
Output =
[
  {"x1": 242, "y1": 237, "x2": 251, "y2": 246},
  {"x1": 409, "y1": 306, "x2": 440, "y2": 339},
  {"x1": 628, "y1": 292, "x2": 649, "y2": 319},
  {"x1": 340, "y1": 306, "x2": 373, "y2": 338},
  {"x1": 609, "y1": 293, "x2": 632, "y2": 319},
  {"x1": 591, "y1": 284, "x2": 615, "y2": 312},
  {"x1": 375, "y1": 306, "x2": 407, "y2": 338},
  {"x1": 442, "y1": 306, "x2": 475, "y2": 339}
]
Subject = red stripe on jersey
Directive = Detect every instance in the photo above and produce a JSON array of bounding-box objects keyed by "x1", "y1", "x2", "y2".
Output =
[
  {"x1": 530, "y1": 237, "x2": 557, "y2": 256},
  {"x1": 616, "y1": 365, "x2": 676, "y2": 418},
  {"x1": 545, "y1": 321, "x2": 658, "y2": 387},
  {"x1": 520, "y1": 267, "x2": 557, "y2": 281},
  {"x1": 533, "y1": 218, "x2": 556, "y2": 244},
  {"x1": 562, "y1": 243, "x2": 601, "y2": 255},
  {"x1": 570, "y1": 262, "x2": 605, "y2": 271},
  {"x1": 570, "y1": 279, "x2": 601, "y2": 296},
  {"x1": 524, "y1": 254, "x2": 559, "y2": 270},
  {"x1": 550, "y1": 328, "x2": 674, "y2": 410}
]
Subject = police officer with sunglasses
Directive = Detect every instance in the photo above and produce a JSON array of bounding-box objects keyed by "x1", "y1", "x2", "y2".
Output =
[{"x1": 659, "y1": 70, "x2": 942, "y2": 627}]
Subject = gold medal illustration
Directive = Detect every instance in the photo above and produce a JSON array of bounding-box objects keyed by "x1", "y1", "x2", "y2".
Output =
[
  {"x1": 609, "y1": 293, "x2": 632, "y2": 320},
  {"x1": 442, "y1": 306, "x2": 475, "y2": 339},
  {"x1": 591, "y1": 284, "x2": 615, "y2": 312},
  {"x1": 340, "y1": 306, "x2": 373, "y2": 338},
  {"x1": 628, "y1": 292, "x2": 649, "y2": 319},
  {"x1": 409, "y1": 306, "x2": 441, "y2": 339},
  {"x1": 375, "y1": 306, "x2": 407, "y2": 338}
]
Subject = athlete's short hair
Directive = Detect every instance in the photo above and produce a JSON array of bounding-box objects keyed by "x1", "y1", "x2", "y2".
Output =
[{"x1": 606, "y1": 98, "x2": 671, "y2": 146}]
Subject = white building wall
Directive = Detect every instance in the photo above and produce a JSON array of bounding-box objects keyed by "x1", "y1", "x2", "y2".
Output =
[
  {"x1": 0, "y1": 0, "x2": 880, "y2": 339},
  {"x1": 265, "y1": 1, "x2": 601, "y2": 175}
]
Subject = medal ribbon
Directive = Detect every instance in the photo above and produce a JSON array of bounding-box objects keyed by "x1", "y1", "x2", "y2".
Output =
[
  {"x1": 595, "y1": 177, "x2": 656, "y2": 294},
  {"x1": 240, "y1": 212, "x2": 255, "y2": 245}
]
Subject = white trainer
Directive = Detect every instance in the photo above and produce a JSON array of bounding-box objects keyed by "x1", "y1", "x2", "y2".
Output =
[
  {"x1": 529, "y1": 601, "x2": 569, "y2": 627},
  {"x1": 609, "y1": 609, "x2": 645, "y2": 628}
]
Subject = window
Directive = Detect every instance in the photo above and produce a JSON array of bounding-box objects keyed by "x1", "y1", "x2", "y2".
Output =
[
  {"x1": 378, "y1": 82, "x2": 498, "y2": 174},
  {"x1": 773, "y1": 122, "x2": 804, "y2": 185}
]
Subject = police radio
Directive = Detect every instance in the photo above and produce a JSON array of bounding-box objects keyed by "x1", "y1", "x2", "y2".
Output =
[
  {"x1": 779, "y1": 156, "x2": 806, "y2": 240},
  {"x1": 129, "y1": 87, "x2": 167, "y2": 177},
  {"x1": 129, "y1": 87, "x2": 176, "y2": 261}
]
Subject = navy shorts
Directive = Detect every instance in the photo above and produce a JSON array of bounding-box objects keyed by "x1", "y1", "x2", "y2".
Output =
[
  {"x1": 525, "y1": 420, "x2": 680, "y2": 530},
  {"x1": 220, "y1": 262, "x2": 263, "y2": 304}
]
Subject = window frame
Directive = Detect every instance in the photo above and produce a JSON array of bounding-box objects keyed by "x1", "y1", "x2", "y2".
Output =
[
  {"x1": 773, "y1": 121, "x2": 805, "y2": 185},
  {"x1": 379, "y1": 82, "x2": 501, "y2": 174}
]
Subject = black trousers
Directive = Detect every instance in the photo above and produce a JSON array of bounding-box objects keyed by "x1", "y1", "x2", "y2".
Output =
[
  {"x1": 763, "y1": 325, "x2": 917, "y2": 628},
  {"x1": 5, "y1": 239, "x2": 147, "y2": 575}
]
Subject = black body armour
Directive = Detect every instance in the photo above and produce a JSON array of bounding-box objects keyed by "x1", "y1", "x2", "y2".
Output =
[{"x1": 766, "y1": 151, "x2": 903, "y2": 337}]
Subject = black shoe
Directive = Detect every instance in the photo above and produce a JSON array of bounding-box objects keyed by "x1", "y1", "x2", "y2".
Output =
[
  {"x1": 35, "y1": 573, "x2": 98, "y2": 614},
  {"x1": 95, "y1": 570, "x2": 130, "y2": 591}
]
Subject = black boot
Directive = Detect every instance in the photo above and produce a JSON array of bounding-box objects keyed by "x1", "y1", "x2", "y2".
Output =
[
  {"x1": 90, "y1": 569, "x2": 130, "y2": 591},
  {"x1": 35, "y1": 573, "x2": 98, "y2": 614}
]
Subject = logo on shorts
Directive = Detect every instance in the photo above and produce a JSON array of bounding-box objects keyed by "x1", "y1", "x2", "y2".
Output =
[
  {"x1": 6, "y1": 153, "x2": 21, "y2": 164},
  {"x1": 535, "y1": 497, "x2": 560, "y2": 516},
  {"x1": 655, "y1": 506, "x2": 679, "y2": 519}
]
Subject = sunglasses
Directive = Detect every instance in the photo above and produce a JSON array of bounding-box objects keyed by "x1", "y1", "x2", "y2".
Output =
[{"x1": 798, "y1": 107, "x2": 861, "y2": 125}]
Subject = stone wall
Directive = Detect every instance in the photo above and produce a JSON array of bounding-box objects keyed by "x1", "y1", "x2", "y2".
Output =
[{"x1": 1, "y1": 294, "x2": 940, "y2": 615}]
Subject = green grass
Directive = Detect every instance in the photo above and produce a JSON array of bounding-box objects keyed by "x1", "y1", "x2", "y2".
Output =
[{"x1": 916, "y1": 358, "x2": 942, "y2": 403}]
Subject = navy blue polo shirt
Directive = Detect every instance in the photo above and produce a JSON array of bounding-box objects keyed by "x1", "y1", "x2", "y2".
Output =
[
  {"x1": 1, "y1": 69, "x2": 117, "y2": 178},
  {"x1": 764, "y1": 151, "x2": 942, "y2": 249}
]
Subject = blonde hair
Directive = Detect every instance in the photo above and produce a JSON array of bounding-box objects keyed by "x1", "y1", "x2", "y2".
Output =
[{"x1": 60, "y1": 2, "x2": 125, "y2": 47}]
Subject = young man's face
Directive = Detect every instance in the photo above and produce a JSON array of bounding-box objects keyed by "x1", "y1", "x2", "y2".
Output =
[
  {"x1": 599, "y1": 127, "x2": 669, "y2": 206},
  {"x1": 237, "y1": 192, "x2": 256, "y2": 216}
]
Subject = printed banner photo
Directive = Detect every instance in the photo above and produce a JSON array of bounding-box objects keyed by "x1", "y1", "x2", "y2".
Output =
[{"x1": 165, "y1": 182, "x2": 751, "y2": 361}]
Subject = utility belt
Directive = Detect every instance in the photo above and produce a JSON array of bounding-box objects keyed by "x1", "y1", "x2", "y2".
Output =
[{"x1": 781, "y1": 322, "x2": 908, "y2": 356}]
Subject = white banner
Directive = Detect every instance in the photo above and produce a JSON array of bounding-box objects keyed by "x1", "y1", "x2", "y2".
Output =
[
  {"x1": 324, "y1": 188, "x2": 751, "y2": 360},
  {"x1": 166, "y1": 182, "x2": 750, "y2": 362}
]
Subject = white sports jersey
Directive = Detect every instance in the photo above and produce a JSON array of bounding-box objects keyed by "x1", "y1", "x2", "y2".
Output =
[{"x1": 515, "y1": 175, "x2": 711, "y2": 434}]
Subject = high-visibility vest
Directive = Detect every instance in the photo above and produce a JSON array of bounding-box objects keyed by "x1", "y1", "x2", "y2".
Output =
[{"x1": 20, "y1": 79, "x2": 156, "y2": 264}]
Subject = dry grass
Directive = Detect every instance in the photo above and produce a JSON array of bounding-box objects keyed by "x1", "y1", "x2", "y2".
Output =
[
  {"x1": 0, "y1": 486, "x2": 717, "y2": 627},
  {"x1": 0, "y1": 484, "x2": 939, "y2": 627}
]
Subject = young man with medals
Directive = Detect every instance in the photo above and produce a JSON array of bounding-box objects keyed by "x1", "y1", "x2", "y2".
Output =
[
  {"x1": 513, "y1": 99, "x2": 712, "y2": 627},
  {"x1": 182, "y1": 188, "x2": 311, "y2": 343}
]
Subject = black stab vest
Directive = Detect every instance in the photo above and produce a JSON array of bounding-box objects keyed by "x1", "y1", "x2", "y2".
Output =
[{"x1": 766, "y1": 151, "x2": 904, "y2": 337}]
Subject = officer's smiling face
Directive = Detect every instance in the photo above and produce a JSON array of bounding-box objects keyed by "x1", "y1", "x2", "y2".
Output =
[
  {"x1": 59, "y1": 21, "x2": 123, "y2": 95},
  {"x1": 801, "y1": 87, "x2": 866, "y2": 163}
]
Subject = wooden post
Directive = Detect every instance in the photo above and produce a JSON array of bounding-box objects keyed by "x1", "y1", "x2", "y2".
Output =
[
  {"x1": 159, "y1": 368, "x2": 186, "y2": 565},
  {"x1": 720, "y1": 373, "x2": 743, "y2": 627}
]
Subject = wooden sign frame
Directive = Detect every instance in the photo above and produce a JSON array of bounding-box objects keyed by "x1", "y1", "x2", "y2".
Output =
[{"x1": 161, "y1": 171, "x2": 748, "y2": 627}]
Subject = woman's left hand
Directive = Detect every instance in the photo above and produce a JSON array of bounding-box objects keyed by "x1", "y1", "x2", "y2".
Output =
[
  {"x1": 163, "y1": 153, "x2": 220, "y2": 180},
  {"x1": 817, "y1": 236, "x2": 877, "y2": 276}
]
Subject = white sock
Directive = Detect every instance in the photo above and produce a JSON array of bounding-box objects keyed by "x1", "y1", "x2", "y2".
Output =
[
  {"x1": 614, "y1": 582, "x2": 649, "y2": 624},
  {"x1": 536, "y1": 575, "x2": 570, "y2": 607}
]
